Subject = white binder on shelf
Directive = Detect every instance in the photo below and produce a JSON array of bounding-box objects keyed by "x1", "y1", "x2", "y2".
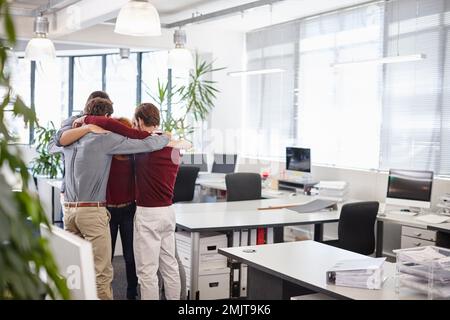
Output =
[
  {"x1": 240, "y1": 230, "x2": 249, "y2": 246},
  {"x1": 232, "y1": 230, "x2": 240, "y2": 247},
  {"x1": 240, "y1": 264, "x2": 248, "y2": 297},
  {"x1": 250, "y1": 229, "x2": 257, "y2": 245},
  {"x1": 266, "y1": 228, "x2": 274, "y2": 244}
]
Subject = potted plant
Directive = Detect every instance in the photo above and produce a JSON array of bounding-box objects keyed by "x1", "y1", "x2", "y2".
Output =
[
  {"x1": 145, "y1": 53, "x2": 224, "y2": 141},
  {"x1": 0, "y1": 0, "x2": 69, "y2": 299},
  {"x1": 31, "y1": 122, "x2": 63, "y2": 179}
]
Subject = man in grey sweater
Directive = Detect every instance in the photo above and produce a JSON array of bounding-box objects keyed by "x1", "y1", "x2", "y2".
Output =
[{"x1": 50, "y1": 98, "x2": 170, "y2": 300}]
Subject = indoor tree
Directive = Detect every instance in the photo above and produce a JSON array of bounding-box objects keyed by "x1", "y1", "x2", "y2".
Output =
[{"x1": 0, "y1": 0, "x2": 69, "y2": 299}]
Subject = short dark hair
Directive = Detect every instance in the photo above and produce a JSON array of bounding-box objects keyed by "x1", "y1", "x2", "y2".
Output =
[
  {"x1": 84, "y1": 98, "x2": 114, "y2": 116},
  {"x1": 84, "y1": 91, "x2": 111, "y2": 114},
  {"x1": 134, "y1": 103, "x2": 160, "y2": 127}
]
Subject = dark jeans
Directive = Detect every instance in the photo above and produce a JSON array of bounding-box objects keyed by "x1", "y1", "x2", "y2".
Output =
[{"x1": 109, "y1": 202, "x2": 138, "y2": 300}]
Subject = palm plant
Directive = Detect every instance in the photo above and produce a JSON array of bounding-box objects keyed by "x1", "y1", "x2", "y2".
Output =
[
  {"x1": 31, "y1": 122, "x2": 63, "y2": 179},
  {"x1": 0, "y1": 0, "x2": 69, "y2": 299}
]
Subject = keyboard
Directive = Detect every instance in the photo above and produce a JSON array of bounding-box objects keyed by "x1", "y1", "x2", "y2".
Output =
[{"x1": 386, "y1": 210, "x2": 419, "y2": 216}]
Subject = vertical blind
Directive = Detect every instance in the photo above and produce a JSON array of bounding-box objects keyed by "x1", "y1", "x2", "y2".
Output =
[{"x1": 243, "y1": 0, "x2": 450, "y2": 176}]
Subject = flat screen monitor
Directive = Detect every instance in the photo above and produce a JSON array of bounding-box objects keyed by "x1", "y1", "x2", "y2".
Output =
[
  {"x1": 286, "y1": 147, "x2": 311, "y2": 173},
  {"x1": 386, "y1": 169, "x2": 433, "y2": 209},
  {"x1": 181, "y1": 153, "x2": 208, "y2": 172},
  {"x1": 40, "y1": 225, "x2": 97, "y2": 300},
  {"x1": 211, "y1": 154, "x2": 237, "y2": 174}
]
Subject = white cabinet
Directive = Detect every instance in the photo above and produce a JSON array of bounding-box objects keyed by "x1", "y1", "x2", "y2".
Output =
[{"x1": 400, "y1": 226, "x2": 436, "y2": 249}]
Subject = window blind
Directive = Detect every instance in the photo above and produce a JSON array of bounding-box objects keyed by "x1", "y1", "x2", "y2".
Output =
[{"x1": 380, "y1": 0, "x2": 450, "y2": 175}]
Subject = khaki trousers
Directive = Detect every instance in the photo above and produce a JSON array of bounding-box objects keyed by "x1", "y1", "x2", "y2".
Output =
[
  {"x1": 134, "y1": 205, "x2": 180, "y2": 300},
  {"x1": 63, "y1": 206, "x2": 113, "y2": 300}
]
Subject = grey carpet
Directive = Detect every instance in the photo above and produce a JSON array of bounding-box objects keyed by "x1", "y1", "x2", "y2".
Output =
[{"x1": 112, "y1": 256, "x2": 139, "y2": 300}]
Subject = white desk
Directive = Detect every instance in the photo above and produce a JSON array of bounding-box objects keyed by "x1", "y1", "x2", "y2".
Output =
[
  {"x1": 219, "y1": 240, "x2": 422, "y2": 300},
  {"x1": 376, "y1": 210, "x2": 450, "y2": 257},
  {"x1": 174, "y1": 197, "x2": 341, "y2": 299},
  {"x1": 196, "y1": 176, "x2": 293, "y2": 199}
]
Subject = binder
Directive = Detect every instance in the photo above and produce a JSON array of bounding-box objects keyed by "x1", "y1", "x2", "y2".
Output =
[
  {"x1": 250, "y1": 229, "x2": 257, "y2": 245},
  {"x1": 240, "y1": 264, "x2": 248, "y2": 297},
  {"x1": 230, "y1": 261, "x2": 241, "y2": 297},
  {"x1": 240, "y1": 229, "x2": 249, "y2": 246},
  {"x1": 266, "y1": 227, "x2": 274, "y2": 244},
  {"x1": 232, "y1": 230, "x2": 240, "y2": 247},
  {"x1": 257, "y1": 228, "x2": 266, "y2": 245}
]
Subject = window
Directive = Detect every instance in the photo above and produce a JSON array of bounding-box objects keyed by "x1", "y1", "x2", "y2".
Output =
[
  {"x1": 243, "y1": 22, "x2": 298, "y2": 158},
  {"x1": 35, "y1": 58, "x2": 69, "y2": 128},
  {"x1": 73, "y1": 56, "x2": 103, "y2": 114},
  {"x1": 297, "y1": 3, "x2": 384, "y2": 169},
  {"x1": 243, "y1": 0, "x2": 450, "y2": 176},
  {"x1": 141, "y1": 51, "x2": 169, "y2": 103},
  {"x1": 380, "y1": 0, "x2": 450, "y2": 175},
  {"x1": 106, "y1": 53, "x2": 138, "y2": 119}
]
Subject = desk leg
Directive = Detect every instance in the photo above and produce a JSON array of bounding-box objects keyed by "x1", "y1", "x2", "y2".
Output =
[
  {"x1": 314, "y1": 224, "x2": 324, "y2": 242},
  {"x1": 51, "y1": 186, "x2": 55, "y2": 225},
  {"x1": 376, "y1": 221, "x2": 384, "y2": 257},
  {"x1": 189, "y1": 232, "x2": 200, "y2": 300}
]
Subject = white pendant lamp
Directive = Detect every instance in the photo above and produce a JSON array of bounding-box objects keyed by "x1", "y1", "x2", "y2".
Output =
[
  {"x1": 168, "y1": 29, "x2": 194, "y2": 71},
  {"x1": 114, "y1": 0, "x2": 161, "y2": 36},
  {"x1": 115, "y1": 48, "x2": 137, "y2": 80},
  {"x1": 25, "y1": 15, "x2": 56, "y2": 62}
]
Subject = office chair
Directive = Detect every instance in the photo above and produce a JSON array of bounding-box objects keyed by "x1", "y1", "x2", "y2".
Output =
[
  {"x1": 323, "y1": 201, "x2": 379, "y2": 255},
  {"x1": 172, "y1": 166, "x2": 200, "y2": 203},
  {"x1": 225, "y1": 172, "x2": 262, "y2": 202},
  {"x1": 212, "y1": 154, "x2": 238, "y2": 174}
]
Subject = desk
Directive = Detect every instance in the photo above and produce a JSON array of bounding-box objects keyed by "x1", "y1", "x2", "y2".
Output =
[
  {"x1": 376, "y1": 213, "x2": 450, "y2": 257},
  {"x1": 174, "y1": 196, "x2": 340, "y2": 299},
  {"x1": 219, "y1": 240, "x2": 422, "y2": 300},
  {"x1": 196, "y1": 176, "x2": 293, "y2": 199}
]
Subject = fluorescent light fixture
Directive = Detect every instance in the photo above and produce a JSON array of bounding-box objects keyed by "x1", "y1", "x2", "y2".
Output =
[
  {"x1": 114, "y1": 0, "x2": 161, "y2": 37},
  {"x1": 331, "y1": 54, "x2": 426, "y2": 68},
  {"x1": 25, "y1": 16, "x2": 56, "y2": 62},
  {"x1": 168, "y1": 29, "x2": 193, "y2": 70},
  {"x1": 227, "y1": 68, "x2": 285, "y2": 77}
]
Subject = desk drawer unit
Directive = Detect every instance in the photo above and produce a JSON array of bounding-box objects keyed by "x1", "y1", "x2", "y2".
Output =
[
  {"x1": 184, "y1": 266, "x2": 231, "y2": 300},
  {"x1": 402, "y1": 226, "x2": 436, "y2": 242},
  {"x1": 401, "y1": 236, "x2": 435, "y2": 249}
]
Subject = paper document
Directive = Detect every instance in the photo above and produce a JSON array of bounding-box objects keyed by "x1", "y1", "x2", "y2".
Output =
[
  {"x1": 287, "y1": 199, "x2": 337, "y2": 213},
  {"x1": 414, "y1": 214, "x2": 450, "y2": 224}
]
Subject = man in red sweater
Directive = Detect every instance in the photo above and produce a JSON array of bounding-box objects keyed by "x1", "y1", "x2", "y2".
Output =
[{"x1": 131, "y1": 103, "x2": 182, "y2": 300}]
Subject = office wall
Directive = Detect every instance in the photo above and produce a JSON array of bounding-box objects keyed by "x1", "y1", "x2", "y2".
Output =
[{"x1": 238, "y1": 157, "x2": 450, "y2": 256}]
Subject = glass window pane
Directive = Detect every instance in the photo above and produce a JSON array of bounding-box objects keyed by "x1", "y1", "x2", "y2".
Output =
[
  {"x1": 105, "y1": 53, "x2": 137, "y2": 119},
  {"x1": 10, "y1": 58, "x2": 31, "y2": 106},
  {"x1": 141, "y1": 51, "x2": 168, "y2": 103},
  {"x1": 73, "y1": 56, "x2": 103, "y2": 112},
  {"x1": 35, "y1": 58, "x2": 69, "y2": 128}
]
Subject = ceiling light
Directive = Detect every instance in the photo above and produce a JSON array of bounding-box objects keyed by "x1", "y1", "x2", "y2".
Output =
[
  {"x1": 114, "y1": 0, "x2": 161, "y2": 37},
  {"x1": 331, "y1": 54, "x2": 426, "y2": 68},
  {"x1": 25, "y1": 15, "x2": 56, "y2": 62},
  {"x1": 168, "y1": 29, "x2": 193, "y2": 70},
  {"x1": 227, "y1": 68, "x2": 285, "y2": 77},
  {"x1": 115, "y1": 48, "x2": 137, "y2": 80}
]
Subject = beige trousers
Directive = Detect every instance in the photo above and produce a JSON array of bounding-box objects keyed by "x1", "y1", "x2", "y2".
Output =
[
  {"x1": 134, "y1": 205, "x2": 180, "y2": 300},
  {"x1": 63, "y1": 206, "x2": 113, "y2": 300}
]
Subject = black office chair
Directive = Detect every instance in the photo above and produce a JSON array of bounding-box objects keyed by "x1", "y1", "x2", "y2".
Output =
[
  {"x1": 225, "y1": 172, "x2": 262, "y2": 202},
  {"x1": 323, "y1": 201, "x2": 379, "y2": 255},
  {"x1": 172, "y1": 166, "x2": 200, "y2": 203}
]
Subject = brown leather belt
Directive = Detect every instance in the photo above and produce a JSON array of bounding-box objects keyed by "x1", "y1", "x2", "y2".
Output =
[
  {"x1": 107, "y1": 202, "x2": 134, "y2": 208},
  {"x1": 64, "y1": 202, "x2": 107, "y2": 208}
]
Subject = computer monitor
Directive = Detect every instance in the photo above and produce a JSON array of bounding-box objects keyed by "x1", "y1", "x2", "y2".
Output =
[
  {"x1": 181, "y1": 153, "x2": 208, "y2": 172},
  {"x1": 286, "y1": 147, "x2": 311, "y2": 173},
  {"x1": 386, "y1": 169, "x2": 433, "y2": 209},
  {"x1": 40, "y1": 225, "x2": 97, "y2": 300},
  {"x1": 211, "y1": 154, "x2": 238, "y2": 174}
]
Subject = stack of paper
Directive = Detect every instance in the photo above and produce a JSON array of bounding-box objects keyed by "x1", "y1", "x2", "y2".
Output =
[
  {"x1": 326, "y1": 257, "x2": 386, "y2": 290},
  {"x1": 315, "y1": 181, "x2": 349, "y2": 202},
  {"x1": 437, "y1": 193, "x2": 450, "y2": 216},
  {"x1": 414, "y1": 214, "x2": 450, "y2": 224}
]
